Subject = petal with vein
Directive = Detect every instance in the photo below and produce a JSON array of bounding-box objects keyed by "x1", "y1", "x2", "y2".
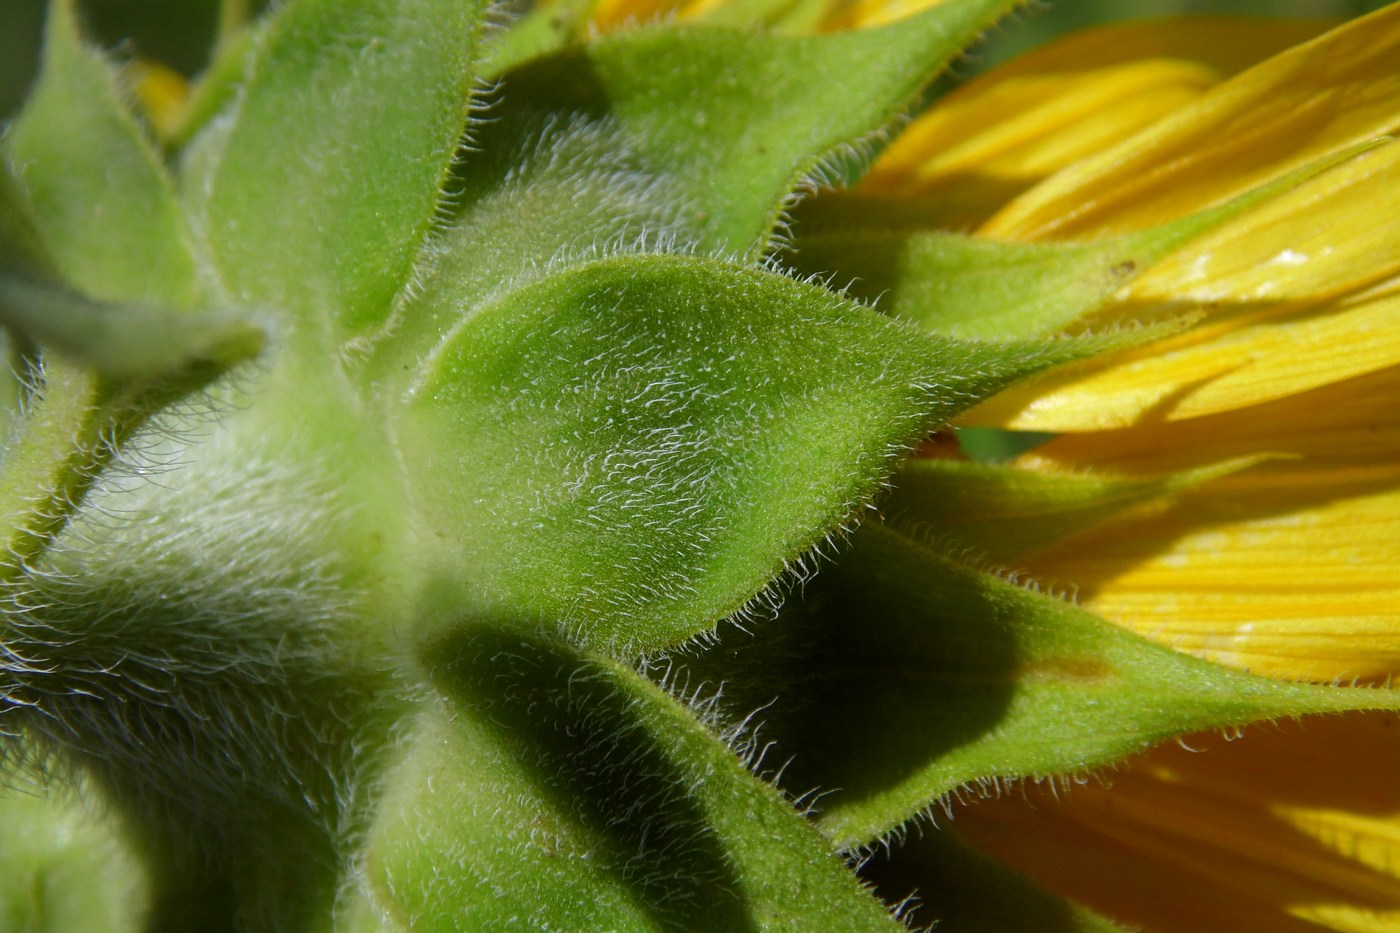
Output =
[
  {"x1": 1020, "y1": 364, "x2": 1400, "y2": 474},
  {"x1": 1122, "y1": 141, "x2": 1400, "y2": 306},
  {"x1": 954, "y1": 715, "x2": 1400, "y2": 933},
  {"x1": 967, "y1": 282, "x2": 1400, "y2": 430},
  {"x1": 857, "y1": 18, "x2": 1328, "y2": 228},
  {"x1": 981, "y1": 6, "x2": 1400, "y2": 240},
  {"x1": 1023, "y1": 465, "x2": 1400, "y2": 683}
]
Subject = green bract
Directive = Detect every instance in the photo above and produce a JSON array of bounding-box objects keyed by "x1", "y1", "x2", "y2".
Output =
[{"x1": 0, "y1": 1, "x2": 1394, "y2": 930}]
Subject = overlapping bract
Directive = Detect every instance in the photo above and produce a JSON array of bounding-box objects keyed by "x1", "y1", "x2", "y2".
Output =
[
  {"x1": 1, "y1": 0, "x2": 1397, "y2": 931},
  {"x1": 802, "y1": 5, "x2": 1400, "y2": 929}
]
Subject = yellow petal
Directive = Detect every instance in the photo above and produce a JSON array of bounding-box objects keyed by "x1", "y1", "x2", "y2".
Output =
[
  {"x1": 954, "y1": 714, "x2": 1400, "y2": 933},
  {"x1": 864, "y1": 59, "x2": 1215, "y2": 191},
  {"x1": 980, "y1": 6, "x2": 1400, "y2": 241},
  {"x1": 858, "y1": 17, "x2": 1330, "y2": 227},
  {"x1": 966, "y1": 280, "x2": 1400, "y2": 430},
  {"x1": 1020, "y1": 363, "x2": 1400, "y2": 474},
  {"x1": 1021, "y1": 463, "x2": 1400, "y2": 683},
  {"x1": 679, "y1": 0, "x2": 740, "y2": 19},
  {"x1": 1123, "y1": 141, "x2": 1400, "y2": 306},
  {"x1": 1006, "y1": 366, "x2": 1400, "y2": 684}
]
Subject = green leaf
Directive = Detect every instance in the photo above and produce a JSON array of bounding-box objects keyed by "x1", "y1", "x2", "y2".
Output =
[
  {"x1": 0, "y1": 164, "x2": 50, "y2": 279},
  {"x1": 860, "y1": 829, "x2": 1128, "y2": 933},
  {"x1": 695, "y1": 0, "x2": 831, "y2": 33},
  {"x1": 789, "y1": 228, "x2": 1179, "y2": 339},
  {"x1": 399, "y1": 252, "x2": 1089, "y2": 654},
  {"x1": 479, "y1": 0, "x2": 598, "y2": 78},
  {"x1": 3, "y1": 0, "x2": 199, "y2": 309},
  {"x1": 187, "y1": 0, "x2": 489, "y2": 341},
  {"x1": 882, "y1": 455, "x2": 1257, "y2": 563},
  {"x1": 366, "y1": 0, "x2": 1025, "y2": 379},
  {"x1": 670, "y1": 521, "x2": 1400, "y2": 850},
  {"x1": 364, "y1": 628, "x2": 904, "y2": 931},
  {"x1": 0, "y1": 276, "x2": 264, "y2": 381},
  {"x1": 358, "y1": 110, "x2": 696, "y2": 384},
  {"x1": 168, "y1": 21, "x2": 259, "y2": 150},
  {"x1": 495, "y1": 0, "x2": 1020, "y2": 257},
  {"x1": 788, "y1": 142, "x2": 1390, "y2": 339}
]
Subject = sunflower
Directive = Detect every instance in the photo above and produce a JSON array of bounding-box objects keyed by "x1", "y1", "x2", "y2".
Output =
[
  {"x1": 792, "y1": 7, "x2": 1400, "y2": 930},
  {"x1": 2, "y1": 1, "x2": 1399, "y2": 930}
]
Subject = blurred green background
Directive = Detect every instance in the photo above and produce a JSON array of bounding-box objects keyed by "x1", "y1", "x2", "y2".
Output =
[{"x1": 1, "y1": 0, "x2": 1394, "y2": 121}]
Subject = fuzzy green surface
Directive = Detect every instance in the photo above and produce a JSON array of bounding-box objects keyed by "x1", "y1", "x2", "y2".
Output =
[
  {"x1": 487, "y1": 1, "x2": 1020, "y2": 257},
  {"x1": 399, "y1": 251, "x2": 1093, "y2": 653},
  {"x1": 674, "y1": 522, "x2": 1400, "y2": 849},
  {"x1": 4, "y1": 0, "x2": 198, "y2": 308},
  {"x1": 2, "y1": 0, "x2": 1372, "y2": 930},
  {"x1": 186, "y1": 0, "x2": 488, "y2": 340},
  {"x1": 366, "y1": 629, "x2": 906, "y2": 930}
]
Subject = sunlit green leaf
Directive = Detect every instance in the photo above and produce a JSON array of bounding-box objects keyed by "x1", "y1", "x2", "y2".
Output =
[
  {"x1": 399, "y1": 252, "x2": 1090, "y2": 654},
  {"x1": 187, "y1": 0, "x2": 489, "y2": 340},
  {"x1": 496, "y1": 0, "x2": 1020, "y2": 257},
  {"x1": 358, "y1": 110, "x2": 694, "y2": 383}
]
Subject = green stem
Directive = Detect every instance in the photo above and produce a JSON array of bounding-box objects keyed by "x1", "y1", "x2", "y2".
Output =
[
  {"x1": 0, "y1": 349, "x2": 243, "y2": 583},
  {"x1": 217, "y1": 0, "x2": 252, "y2": 48},
  {"x1": 0, "y1": 359, "x2": 128, "y2": 581}
]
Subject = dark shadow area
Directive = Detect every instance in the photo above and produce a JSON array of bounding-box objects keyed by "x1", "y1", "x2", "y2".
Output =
[
  {"x1": 675, "y1": 526, "x2": 1018, "y2": 813},
  {"x1": 0, "y1": 1, "x2": 44, "y2": 120},
  {"x1": 950, "y1": 713, "x2": 1400, "y2": 933},
  {"x1": 426, "y1": 627, "x2": 758, "y2": 933},
  {"x1": 76, "y1": 0, "x2": 223, "y2": 74},
  {"x1": 788, "y1": 182, "x2": 1029, "y2": 235},
  {"x1": 784, "y1": 225, "x2": 907, "y2": 308},
  {"x1": 858, "y1": 824, "x2": 1102, "y2": 933},
  {"x1": 495, "y1": 46, "x2": 614, "y2": 119},
  {"x1": 6, "y1": 555, "x2": 405, "y2": 933}
]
